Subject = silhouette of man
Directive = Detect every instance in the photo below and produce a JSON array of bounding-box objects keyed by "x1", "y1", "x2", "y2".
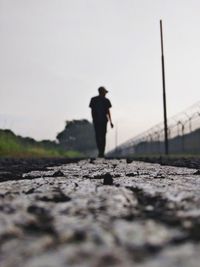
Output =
[{"x1": 89, "y1": 87, "x2": 114, "y2": 158}]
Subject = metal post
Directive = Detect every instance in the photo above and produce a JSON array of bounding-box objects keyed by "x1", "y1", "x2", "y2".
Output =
[
  {"x1": 160, "y1": 20, "x2": 169, "y2": 155},
  {"x1": 181, "y1": 123, "x2": 185, "y2": 153}
]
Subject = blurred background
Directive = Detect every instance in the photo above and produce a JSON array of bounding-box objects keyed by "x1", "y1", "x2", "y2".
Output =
[{"x1": 1, "y1": 0, "x2": 200, "y2": 156}]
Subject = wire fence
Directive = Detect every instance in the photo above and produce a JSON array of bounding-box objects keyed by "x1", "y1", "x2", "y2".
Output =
[{"x1": 108, "y1": 101, "x2": 200, "y2": 157}]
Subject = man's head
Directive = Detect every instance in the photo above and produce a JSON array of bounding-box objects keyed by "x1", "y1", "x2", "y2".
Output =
[{"x1": 98, "y1": 86, "x2": 108, "y2": 96}]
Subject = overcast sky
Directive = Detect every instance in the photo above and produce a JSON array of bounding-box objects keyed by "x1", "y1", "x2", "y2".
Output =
[{"x1": 1, "y1": 0, "x2": 200, "y2": 150}]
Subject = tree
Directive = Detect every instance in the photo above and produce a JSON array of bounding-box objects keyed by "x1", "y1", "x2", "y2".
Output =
[{"x1": 56, "y1": 120, "x2": 97, "y2": 156}]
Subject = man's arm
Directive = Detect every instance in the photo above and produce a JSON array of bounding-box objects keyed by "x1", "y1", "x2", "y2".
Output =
[
  {"x1": 107, "y1": 109, "x2": 114, "y2": 128},
  {"x1": 89, "y1": 99, "x2": 93, "y2": 119}
]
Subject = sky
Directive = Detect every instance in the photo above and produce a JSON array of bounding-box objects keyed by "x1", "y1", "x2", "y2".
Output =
[{"x1": 1, "y1": 0, "x2": 200, "y2": 150}]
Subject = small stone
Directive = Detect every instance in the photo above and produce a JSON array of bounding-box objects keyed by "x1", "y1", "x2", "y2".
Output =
[
  {"x1": 74, "y1": 183, "x2": 78, "y2": 188},
  {"x1": 52, "y1": 170, "x2": 64, "y2": 177},
  {"x1": 37, "y1": 193, "x2": 71, "y2": 203},
  {"x1": 103, "y1": 173, "x2": 113, "y2": 185},
  {"x1": 24, "y1": 188, "x2": 35, "y2": 194},
  {"x1": 89, "y1": 158, "x2": 95, "y2": 164},
  {"x1": 126, "y1": 158, "x2": 133, "y2": 164},
  {"x1": 193, "y1": 170, "x2": 200, "y2": 175},
  {"x1": 126, "y1": 172, "x2": 137, "y2": 177}
]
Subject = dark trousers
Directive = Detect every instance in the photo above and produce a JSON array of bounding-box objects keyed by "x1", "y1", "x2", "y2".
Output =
[{"x1": 94, "y1": 121, "x2": 107, "y2": 157}]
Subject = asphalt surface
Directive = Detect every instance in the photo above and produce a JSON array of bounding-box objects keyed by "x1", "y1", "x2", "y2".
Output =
[{"x1": 1, "y1": 158, "x2": 200, "y2": 267}]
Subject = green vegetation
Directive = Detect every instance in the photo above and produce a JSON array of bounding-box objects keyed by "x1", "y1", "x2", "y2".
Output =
[
  {"x1": 0, "y1": 119, "x2": 97, "y2": 158},
  {"x1": 0, "y1": 129, "x2": 83, "y2": 158}
]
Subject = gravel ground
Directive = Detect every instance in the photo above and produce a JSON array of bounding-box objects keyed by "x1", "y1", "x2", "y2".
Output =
[
  {"x1": 128, "y1": 156, "x2": 200, "y2": 169},
  {"x1": 0, "y1": 158, "x2": 81, "y2": 182},
  {"x1": 1, "y1": 158, "x2": 200, "y2": 267}
]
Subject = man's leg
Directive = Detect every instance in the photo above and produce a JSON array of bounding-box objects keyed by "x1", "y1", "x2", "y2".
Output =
[
  {"x1": 94, "y1": 123, "x2": 101, "y2": 156},
  {"x1": 99, "y1": 122, "x2": 107, "y2": 157}
]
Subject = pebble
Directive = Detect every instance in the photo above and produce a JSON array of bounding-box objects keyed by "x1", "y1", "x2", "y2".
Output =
[{"x1": 103, "y1": 173, "x2": 113, "y2": 185}]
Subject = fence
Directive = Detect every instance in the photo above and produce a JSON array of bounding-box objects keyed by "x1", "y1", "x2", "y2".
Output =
[{"x1": 108, "y1": 101, "x2": 200, "y2": 157}]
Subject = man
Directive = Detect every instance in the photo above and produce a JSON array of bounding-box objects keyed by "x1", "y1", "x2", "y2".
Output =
[{"x1": 89, "y1": 86, "x2": 114, "y2": 158}]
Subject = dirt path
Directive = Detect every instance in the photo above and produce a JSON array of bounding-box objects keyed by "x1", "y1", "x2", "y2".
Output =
[{"x1": 1, "y1": 159, "x2": 200, "y2": 267}]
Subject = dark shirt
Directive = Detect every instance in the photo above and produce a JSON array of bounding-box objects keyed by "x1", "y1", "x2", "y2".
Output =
[{"x1": 89, "y1": 95, "x2": 112, "y2": 123}]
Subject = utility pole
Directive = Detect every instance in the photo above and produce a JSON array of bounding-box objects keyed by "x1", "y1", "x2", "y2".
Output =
[{"x1": 160, "y1": 20, "x2": 169, "y2": 155}]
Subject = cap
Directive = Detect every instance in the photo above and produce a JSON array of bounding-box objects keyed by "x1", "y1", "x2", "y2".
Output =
[{"x1": 98, "y1": 87, "x2": 108, "y2": 94}]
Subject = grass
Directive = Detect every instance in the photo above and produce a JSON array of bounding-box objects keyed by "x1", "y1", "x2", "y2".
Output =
[{"x1": 0, "y1": 129, "x2": 83, "y2": 158}]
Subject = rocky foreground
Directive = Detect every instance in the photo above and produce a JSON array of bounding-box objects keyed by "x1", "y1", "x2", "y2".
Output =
[{"x1": 1, "y1": 159, "x2": 200, "y2": 267}]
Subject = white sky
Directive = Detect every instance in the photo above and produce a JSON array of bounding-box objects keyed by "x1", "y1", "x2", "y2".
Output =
[{"x1": 0, "y1": 0, "x2": 200, "y2": 150}]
